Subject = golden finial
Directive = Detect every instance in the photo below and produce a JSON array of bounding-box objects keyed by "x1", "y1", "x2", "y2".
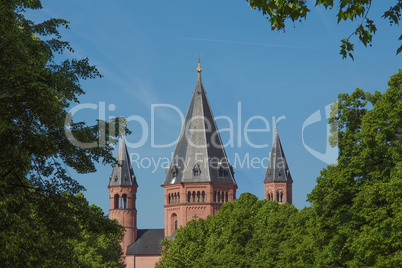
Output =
[
  {"x1": 274, "y1": 122, "x2": 279, "y2": 133},
  {"x1": 196, "y1": 52, "x2": 203, "y2": 73}
]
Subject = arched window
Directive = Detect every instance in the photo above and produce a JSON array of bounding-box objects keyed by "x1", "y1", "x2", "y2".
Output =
[
  {"x1": 213, "y1": 191, "x2": 216, "y2": 202},
  {"x1": 202, "y1": 191, "x2": 205, "y2": 202},
  {"x1": 197, "y1": 191, "x2": 200, "y2": 202},
  {"x1": 217, "y1": 192, "x2": 221, "y2": 203},
  {"x1": 267, "y1": 193, "x2": 271, "y2": 201},
  {"x1": 168, "y1": 194, "x2": 171, "y2": 204},
  {"x1": 122, "y1": 194, "x2": 127, "y2": 209},
  {"x1": 171, "y1": 213, "x2": 178, "y2": 235},
  {"x1": 192, "y1": 191, "x2": 196, "y2": 202},
  {"x1": 178, "y1": 193, "x2": 180, "y2": 203},
  {"x1": 114, "y1": 194, "x2": 119, "y2": 209},
  {"x1": 174, "y1": 193, "x2": 177, "y2": 204},
  {"x1": 188, "y1": 191, "x2": 191, "y2": 202},
  {"x1": 226, "y1": 192, "x2": 228, "y2": 203},
  {"x1": 280, "y1": 192, "x2": 283, "y2": 203},
  {"x1": 271, "y1": 193, "x2": 273, "y2": 201},
  {"x1": 277, "y1": 191, "x2": 280, "y2": 202}
]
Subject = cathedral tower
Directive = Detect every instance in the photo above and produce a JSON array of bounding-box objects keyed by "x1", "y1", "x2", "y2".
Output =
[
  {"x1": 264, "y1": 130, "x2": 293, "y2": 204},
  {"x1": 162, "y1": 61, "x2": 237, "y2": 237},
  {"x1": 108, "y1": 136, "x2": 138, "y2": 253}
]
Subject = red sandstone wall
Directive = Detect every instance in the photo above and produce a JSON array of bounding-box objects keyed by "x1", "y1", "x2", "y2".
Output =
[
  {"x1": 108, "y1": 186, "x2": 138, "y2": 254},
  {"x1": 264, "y1": 181, "x2": 292, "y2": 204},
  {"x1": 134, "y1": 255, "x2": 161, "y2": 268},
  {"x1": 163, "y1": 182, "x2": 237, "y2": 236}
]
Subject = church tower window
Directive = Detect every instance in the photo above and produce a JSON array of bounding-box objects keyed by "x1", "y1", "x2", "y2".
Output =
[
  {"x1": 114, "y1": 194, "x2": 120, "y2": 209},
  {"x1": 122, "y1": 194, "x2": 127, "y2": 209},
  {"x1": 193, "y1": 164, "x2": 201, "y2": 177}
]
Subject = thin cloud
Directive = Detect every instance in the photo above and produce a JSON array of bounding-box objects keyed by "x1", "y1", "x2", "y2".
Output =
[{"x1": 181, "y1": 37, "x2": 334, "y2": 51}]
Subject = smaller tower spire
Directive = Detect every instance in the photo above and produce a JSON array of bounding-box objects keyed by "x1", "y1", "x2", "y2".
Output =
[
  {"x1": 265, "y1": 131, "x2": 292, "y2": 183},
  {"x1": 264, "y1": 131, "x2": 293, "y2": 204},
  {"x1": 109, "y1": 136, "x2": 138, "y2": 187},
  {"x1": 108, "y1": 136, "x2": 138, "y2": 255}
]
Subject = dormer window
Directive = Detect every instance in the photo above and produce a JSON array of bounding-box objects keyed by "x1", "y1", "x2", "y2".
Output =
[
  {"x1": 124, "y1": 175, "x2": 128, "y2": 181},
  {"x1": 114, "y1": 176, "x2": 118, "y2": 182},
  {"x1": 193, "y1": 164, "x2": 201, "y2": 177},
  {"x1": 218, "y1": 167, "x2": 223, "y2": 177},
  {"x1": 219, "y1": 167, "x2": 228, "y2": 177},
  {"x1": 171, "y1": 165, "x2": 178, "y2": 178}
]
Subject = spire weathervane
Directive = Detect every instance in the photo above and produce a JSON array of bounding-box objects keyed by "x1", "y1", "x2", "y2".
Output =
[
  {"x1": 274, "y1": 122, "x2": 279, "y2": 132},
  {"x1": 196, "y1": 52, "x2": 203, "y2": 73}
]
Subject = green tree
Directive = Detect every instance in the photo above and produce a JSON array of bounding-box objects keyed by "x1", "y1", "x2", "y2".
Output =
[
  {"x1": 307, "y1": 70, "x2": 402, "y2": 266},
  {"x1": 246, "y1": 0, "x2": 402, "y2": 59},
  {"x1": 156, "y1": 193, "x2": 302, "y2": 267},
  {"x1": 0, "y1": 0, "x2": 126, "y2": 266}
]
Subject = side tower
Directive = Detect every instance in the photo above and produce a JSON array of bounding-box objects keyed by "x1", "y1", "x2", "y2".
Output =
[
  {"x1": 162, "y1": 61, "x2": 237, "y2": 237},
  {"x1": 108, "y1": 136, "x2": 138, "y2": 254},
  {"x1": 264, "y1": 130, "x2": 293, "y2": 204}
]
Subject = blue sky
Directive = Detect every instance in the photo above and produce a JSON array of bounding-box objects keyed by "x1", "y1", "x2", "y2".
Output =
[{"x1": 29, "y1": 1, "x2": 400, "y2": 228}]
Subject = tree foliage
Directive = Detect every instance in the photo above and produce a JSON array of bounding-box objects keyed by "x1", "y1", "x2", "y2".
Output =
[
  {"x1": 157, "y1": 70, "x2": 402, "y2": 267},
  {"x1": 157, "y1": 193, "x2": 307, "y2": 268},
  {"x1": 0, "y1": 0, "x2": 126, "y2": 266},
  {"x1": 246, "y1": 0, "x2": 402, "y2": 59}
]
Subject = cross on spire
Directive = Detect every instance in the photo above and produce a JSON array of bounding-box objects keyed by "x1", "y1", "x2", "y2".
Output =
[
  {"x1": 274, "y1": 121, "x2": 280, "y2": 132},
  {"x1": 196, "y1": 52, "x2": 203, "y2": 73},
  {"x1": 192, "y1": 214, "x2": 199, "y2": 220}
]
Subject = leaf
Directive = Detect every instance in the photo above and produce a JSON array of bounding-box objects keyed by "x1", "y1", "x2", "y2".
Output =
[{"x1": 397, "y1": 45, "x2": 402, "y2": 55}]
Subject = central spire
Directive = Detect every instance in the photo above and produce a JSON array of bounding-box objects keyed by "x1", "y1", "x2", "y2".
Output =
[{"x1": 162, "y1": 62, "x2": 235, "y2": 186}]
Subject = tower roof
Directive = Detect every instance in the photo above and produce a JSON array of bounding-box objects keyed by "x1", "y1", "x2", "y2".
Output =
[
  {"x1": 163, "y1": 67, "x2": 236, "y2": 186},
  {"x1": 264, "y1": 130, "x2": 293, "y2": 183},
  {"x1": 109, "y1": 136, "x2": 138, "y2": 187}
]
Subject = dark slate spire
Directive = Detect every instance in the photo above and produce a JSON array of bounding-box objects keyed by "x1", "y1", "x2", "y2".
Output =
[
  {"x1": 264, "y1": 130, "x2": 293, "y2": 182},
  {"x1": 163, "y1": 64, "x2": 236, "y2": 185},
  {"x1": 109, "y1": 136, "x2": 138, "y2": 187}
]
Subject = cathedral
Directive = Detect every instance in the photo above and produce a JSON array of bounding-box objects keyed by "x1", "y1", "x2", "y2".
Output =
[{"x1": 107, "y1": 61, "x2": 293, "y2": 267}]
